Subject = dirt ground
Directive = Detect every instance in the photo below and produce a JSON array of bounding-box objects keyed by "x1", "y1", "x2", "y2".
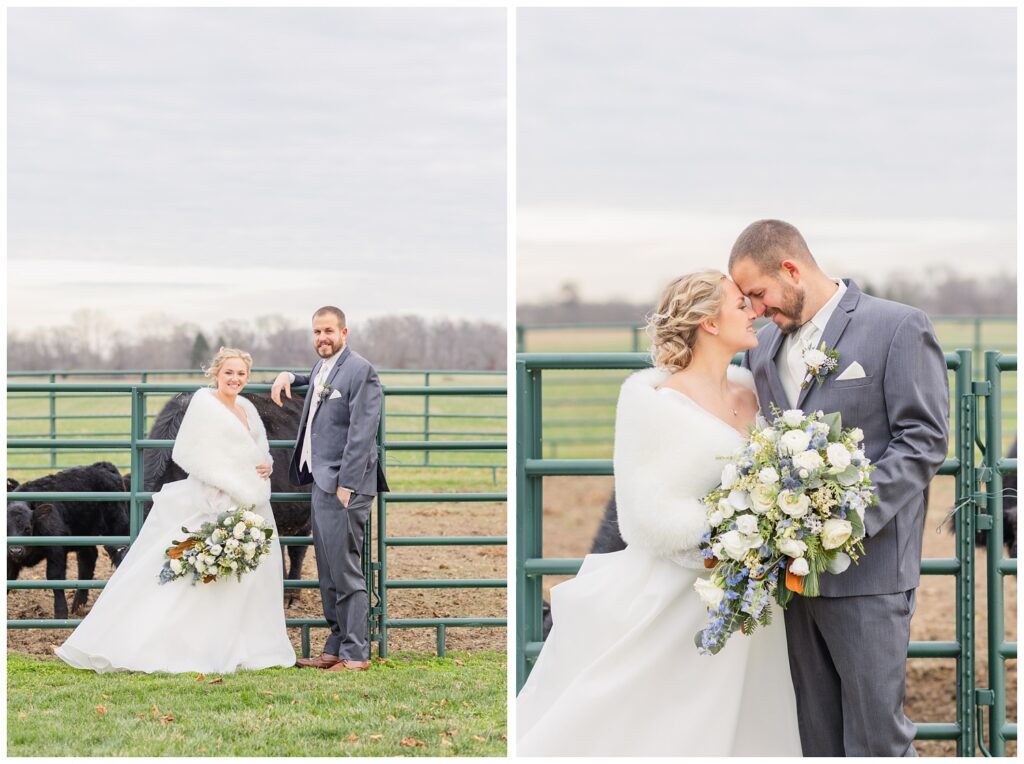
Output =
[
  {"x1": 6, "y1": 500, "x2": 506, "y2": 659},
  {"x1": 538, "y1": 474, "x2": 1016, "y2": 757}
]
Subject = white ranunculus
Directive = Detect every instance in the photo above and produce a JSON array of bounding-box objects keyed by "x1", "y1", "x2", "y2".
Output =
[
  {"x1": 763, "y1": 426, "x2": 780, "y2": 443},
  {"x1": 223, "y1": 517, "x2": 233, "y2": 526},
  {"x1": 782, "y1": 409, "x2": 805, "y2": 428},
  {"x1": 242, "y1": 510, "x2": 259, "y2": 524},
  {"x1": 195, "y1": 562, "x2": 206, "y2": 574},
  {"x1": 233, "y1": 522, "x2": 247, "y2": 539},
  {"x1": 225, "y1": 538, "x2": 240, "y2": 551},
  {"x1": 707, "y1": 510, "x2": 723, "y2": 527},
  {"x1": 711, "y1": 541, "x2": 724, "y2": 559},
  {"x1": 778, "y1": 490, "x2": 811, "y2": 517},
  {"x1": 721, "y1": 463, "x2": 739, "y2": 489},
  {"x1": 758, "y1": 467, "x2": 780, "y2": 485},
  {"x1": 717, "y1": 498, "x2": 735, "y2": 519},
  {"x1": 826, "y1": 552, "x2": 852, "y2": 575},
  {"x1": 779, "y1": 429, "x2": 812, "y2": 455},
  {"x1": 727, "y1": 489, "x2": 750, "y2": 511},
  {"x1": 821, "y1": 518, "x2": 853, "y2": 550},
  {"x1": 749, "y1": 483, "x2": 776, "y2": 514},
  {"x1": 208, "y1": 544, "x2": 223, "y2": 556},
  {"x1": 852, "y1": 448, "x2": 866, "y2": 464},
  {"x1": 229, "y1": 561, "x2": 238, "y2": 570},
  {"x1": 789, "y1": 557, "x2": 810, "y2": 576},
  {"x1": 849, "y1": 428, "x2": 864, "y2": 443},
  {"x1": 694, "y1": 578, "x2": 725, "y2": 610},
  {"x1": 803, "y1": 348, "x2": 827, "y2": 370},
  {"x1": 169, "y1": 559, "x2": 183, "y2": 574},
  {"x1": 746, "y1": 534, "x2": 765, "y2": 551},
  {"x1": 735, "y1": 514, "x2": 759, "y2": 535},
  {"x1": 793, "y1": 450, "x2": 824, "y2": 472},
  {"x1": 213, "y1": 529, "x2": 227, "y2": 542},
  {"x1": 720, "y1": 530, "x2": 749, "y2": 561},
  {"x1": 241, "y1": 541, "x2": 257, "y2": 555},
  {"x1": 826, "y1": 443, "x2": 852, "y2": 471},
  {"x1": 777, "y1": 537, "x2": 807, "y2": 557}
]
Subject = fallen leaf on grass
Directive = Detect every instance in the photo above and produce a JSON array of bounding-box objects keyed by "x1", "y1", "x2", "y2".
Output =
[
  {"x1": 362, "y1": 692, "x2": 370, "y2": 699},
  {"x1": 290, "y1": 699, "x2": 299, "y2": 705},
  {"x1": 439, "y1": 698, "x2": 448, "y2": 706},
  {"x1": 453, "y1": 659, "x2": 464, "y2": 666},
  {"x1": 195, "y1": 674, "x2": 205, "y2": 682},
  {"x1": 101, "y1": 693, "x2": 110, "y2": 700},
  {"x1": 375, "y1": 658, "x2": 388, "y2": 664},
  {"x1": 501, "y1": 735, "x2": 508, "y2": 741},
  {"x1": 208, "y1": 678, "x2": 224, "y2": 685},
  {"x1": 151, "y1": 705, "x2": 160, "y2": 714},
  {"x1": 441, "y1": 738, "x2": 452, "y2": 747},
  {"x1": 332, "y1": 694, "x2": 340, "y2": 702},
  {"x1": 400, "y1": 737, "x2": 426, "y2": 748},
  {"x1": 386, "y1": 715, "x2": 396, "y2": 721},
  {"x1": 369, "y1": 734, "x2": 383, "y2": 741},
  {"x1": 95, "y1": 705, "x2": 108, "y2": 716},
  {"x1": 159, "y1": 714, "x2": 174, "y2": 725},
  {"x1": 261, "y1": 691, "x2": 273, "y2": 696},
  {"x1": 199, "y1": 746, "x2": 207, "y2": 753},
  {"x1": 136, "y1": 712, "x2": 147, "y2": 719},
  {"x1": 473, "y1": 735, "x2": 486, "y2": 742},
  {"x1": 346, "y1": 734, "x2": 358, "y2": 742},
  {"x1": 17, "y1": 712, "x2": 27, "y2": 719}
]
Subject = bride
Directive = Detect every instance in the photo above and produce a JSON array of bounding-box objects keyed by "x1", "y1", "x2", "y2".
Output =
[
  {"x1": 517, "y1": 271, "x2": 802, "y2": 756},
  {"x1": 55, "y1": 348, "x2": 295, "y2": 674}
]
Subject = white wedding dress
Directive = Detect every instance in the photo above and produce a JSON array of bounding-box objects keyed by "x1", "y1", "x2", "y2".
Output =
[
  {"x1": 55, "y1": 388, "x2": 295, "y2": 674},
  {"x1": 517, "y1": 366, "x2": 802, "y2": 757}
]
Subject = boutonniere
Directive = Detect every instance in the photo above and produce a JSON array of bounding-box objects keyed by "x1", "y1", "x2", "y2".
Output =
[
  {"x1": 317, "y1": 384, "x2": 333, "y2": 404},
  {"x1": 800, "y1": 341, "x2": 839, "y2": 389}
]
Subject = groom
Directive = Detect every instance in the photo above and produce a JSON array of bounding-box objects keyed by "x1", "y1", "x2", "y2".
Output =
[
  {"x1": 731, "y1": 220, "x2": 949, "y2": 756},
  {"x1": 271, "y1": 306, "x2": 387, "y2": 672}
]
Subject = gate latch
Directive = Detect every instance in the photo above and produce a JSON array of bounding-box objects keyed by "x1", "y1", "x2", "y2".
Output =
[
  {"x1": 975, "y1": 688, "x2": 995, "y2": 706},
  {"x1": 975, "y1": 513, "x2": 994, "y2": 531}
]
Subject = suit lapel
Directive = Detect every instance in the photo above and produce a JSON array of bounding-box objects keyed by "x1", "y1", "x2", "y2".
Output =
[
  {"x1": 762, "y1": 327, "x2": 789, "y2": 410},
  {"x1": 796, "y1": 279, "x2": 861, "y2": 410},
  {"x1": 300, "y1": 359, "x2": 323, "y2": 427},
  {"x1": 312, "y1": 347, "x2": 351, "y2": 422}
]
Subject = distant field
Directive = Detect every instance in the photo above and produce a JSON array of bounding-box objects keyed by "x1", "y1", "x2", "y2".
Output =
[
  {"x1": 6, "y1": 371, "x2": 507, "y2": 489},
  {"x1": 519, "y1": 318, "x2": 1017, "y2": 459}
]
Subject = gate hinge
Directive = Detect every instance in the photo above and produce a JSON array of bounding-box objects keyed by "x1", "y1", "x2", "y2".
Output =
[
  {"x1": 972, "y1": 381, "x2": 992, "y2": 396},
  {"x1": 975, "y1": 513, "x2": 994, "y2": 531},
  {"x1": 978, "y1": 466, "x2": 994, "y2": 484},
  {"x1": 975, "y1": 688, "x2": 995, "y2": 706}
]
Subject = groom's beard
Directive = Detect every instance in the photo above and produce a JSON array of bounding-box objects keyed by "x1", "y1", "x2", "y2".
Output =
[
  {"x1": 316, "y1": 339, "x2": 345, "y2": 357},
  {"x1": 765, "y1": 284, "x2": 805, "y2": 335}
]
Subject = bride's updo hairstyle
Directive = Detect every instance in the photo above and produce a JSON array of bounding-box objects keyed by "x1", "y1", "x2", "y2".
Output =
[
  {"x1": 204, "y1": 347, "x2": 254, "y2": 388},
  {"x1": 645, "y1": 270, "x2": 727, "y2": 371}
]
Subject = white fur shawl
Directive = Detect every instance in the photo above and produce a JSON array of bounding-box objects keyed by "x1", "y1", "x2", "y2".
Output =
[
  {"x1": 171, "y1": 388, "x2": 273, "y2": 507},
  {"x1": 612, "y1": 365, "x2": 756, "y2": 560}
]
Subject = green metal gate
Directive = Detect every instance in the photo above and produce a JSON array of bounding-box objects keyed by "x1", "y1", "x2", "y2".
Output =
[
  {"x1": 7, "y1": 379, "x2": 506, "y2": 658},
  {"x1": 516, "y1": 350, "x2": 1016, "y2": 756}
]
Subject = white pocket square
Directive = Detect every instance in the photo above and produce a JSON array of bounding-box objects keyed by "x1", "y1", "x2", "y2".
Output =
[
  {"x1": 329, "y1": 389, "x2": 343, "y2": 400},
  {"x1": 835, "y1": 361, "x2": 866, "y2": 381}
]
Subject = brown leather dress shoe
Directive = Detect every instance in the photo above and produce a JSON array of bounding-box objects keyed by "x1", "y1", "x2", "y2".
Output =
[
  {"x1": 295, "y1": 653, "x2": 340, "y2": 669},
  {"x1": 326, "y1": 659, "x2": 371, "y2": 672}
]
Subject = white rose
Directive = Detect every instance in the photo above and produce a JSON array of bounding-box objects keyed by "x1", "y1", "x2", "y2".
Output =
[
  {"x1": 782, "y1": 409, "x2": 805, "y2": 428},
  {"x1": 779, "y1": 429, "x2": 812, "y2": 456},
  {"x1": 746, "y1": 534, "x2": 765, "y2": 551},
  {"x1": 222, "y1": 517, "x2": 233, "y2": 526},
  {"x1": 803, "y1": 348, "x2": 827, "y2": 370},
  {"x1": 694, "y1": 578, "x2": 725, "y2": 610},
  {"x1": 849, "y1": 428, "x2": 864, "y2": 443},
  {"x1": 749, "y1": 483, "x2": 776, "y2": 514},
  {"x1": 169, "y1": 559, "x2": 183, "y2": 574},
  {"x1": 717, "y1": 498, "x2": 735, "y2": 519},
  {"x1": 777, "y1": 490, "x2": 811, "y2": 518},
  {"x1": 241, "y1": 542, "x2": 257, "y2": 555},
  {"x1": 208, "y1": 544, "x2": 223, "y2": 556},
  {"x1": 242, "y1": 510, "x2": 259, "y2": 524},
  {"x1": 711, "y1": 541, "x2": 724, "y2": 559},
  {"x1": 213, "y1": 529, "x2": 227, "y2": 542},
  {"x1": 233, "y1": 522, "x2": 247, "y2": 539},
  {"x1": 793, "y1": 450, "x2": 824, "y2": 472},
  {"x1": 721, "y1": 463, "x2": 739, "y2": 489},
  {"x1": 720, "y1": 530, "x2": 749, "y2": 561},
  {"x1": 763, "y1": 426, "x2": 780, "y2": 443},
  {"x1": 821, "y1": 518, "x2": 853, "y2": 550},
  {"x1": 789, "y1": 557, "x2": 810, "y2": 576},
  {"x1": 777, "y1": 537, "x2": 807, "y2": 557},
  {"x1": 707, "y1": 510, "x2": 723, "y2": 527},
  {"x1": 826, "y1": 443, "x2": 852, "y2": 471},
  {"x1": 826, "y1": 551, "x2": 852, "y2": 575},
  {"x1": 757, "y1": 467, "x2": 779, "y2": 485},
  {"x1": 229, "y1": 560, "x2": 238, "y2": 570},
  {"x1": 735, "y1": 514, "x2": 759, "y2": 535},
  {"x1": 727, "y1": 489, "x2": 750, "y2": 511},
  {"x1": 195, "y1": 562, "x2": 206, "y2": 574},
  {"x1": 225, "y1": 538, "x2": 240, "y2": 551}
]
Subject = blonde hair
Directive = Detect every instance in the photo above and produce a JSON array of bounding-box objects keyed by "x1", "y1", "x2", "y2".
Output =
[
  {"x1": 204, "y1": 347, "x2": 253, "y2": 388},
  {"x1": 645, "y1": 270, "x2": 727, "y2": 371}
]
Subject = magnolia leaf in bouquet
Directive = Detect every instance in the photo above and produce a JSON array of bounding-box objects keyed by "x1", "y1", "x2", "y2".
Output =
[
  {"x1": 822, "y1": 411, "x2": 842, "y2": 441},
  {"x1": 848, "y1": 509, "x2": 865, "y2": 540}
]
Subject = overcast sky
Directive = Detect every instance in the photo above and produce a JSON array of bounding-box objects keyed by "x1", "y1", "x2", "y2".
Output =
[
  {"x1": 8, "y1": 8, "x2": 506, "y2": 333},
  {"x1": 518, "y1": 7, "x2": 1016, "y2": 304}
]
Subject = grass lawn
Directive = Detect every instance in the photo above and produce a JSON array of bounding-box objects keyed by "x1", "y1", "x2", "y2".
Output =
[{"x1": 7, "y1": 651, "x2": 507, "y2": 757}]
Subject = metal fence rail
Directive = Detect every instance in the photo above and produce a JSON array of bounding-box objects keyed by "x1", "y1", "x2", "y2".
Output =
[
  {"x1": 516, "y1": 350, "x2": 1016, "y2": 755},
  {"x1": 7, "y1": 380, "x2": 507, "y2": 658}
]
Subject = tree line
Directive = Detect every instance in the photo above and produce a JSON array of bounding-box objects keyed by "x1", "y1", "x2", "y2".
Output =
[{"x1": 7, "y1": 313, "x2": 506, "y2": 372}]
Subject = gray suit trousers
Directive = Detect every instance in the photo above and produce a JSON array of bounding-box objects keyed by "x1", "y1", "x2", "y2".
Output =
[
  {"x1": 311, "y1": 485, "x2": 373, "y2": 660},
  {"x1": 784, "y1": 590, "x2": 919, "y2": 757}
]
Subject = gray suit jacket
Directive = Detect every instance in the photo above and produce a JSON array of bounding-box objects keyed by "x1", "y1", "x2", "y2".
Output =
[
  {"x1": 744, "y1": 280, "x2": 949, "y2": 596},
  {"x1": 288, "y1": 346, "x2": 385, "y2": 496}
]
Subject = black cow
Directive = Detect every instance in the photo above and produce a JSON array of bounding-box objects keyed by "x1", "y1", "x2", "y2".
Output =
[
  {"x1": 143, "y1": 391, "x2": 312, "y2": 602},
  {"x1": 7, "y1": 462, "x2": 130, "y2": 619}
]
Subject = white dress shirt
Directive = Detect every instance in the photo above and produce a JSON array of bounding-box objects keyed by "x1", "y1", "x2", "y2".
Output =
[{"x1": 778, "y1": 279, "x2": 847, "y2": 407}]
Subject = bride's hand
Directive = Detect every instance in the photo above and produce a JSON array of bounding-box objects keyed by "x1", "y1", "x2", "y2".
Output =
[{"x1": 256, "y1": 463, "x2": 272, "y2": 480}]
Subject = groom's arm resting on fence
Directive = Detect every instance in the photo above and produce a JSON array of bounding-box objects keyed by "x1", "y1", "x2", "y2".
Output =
[
  {"x1": 271, "y1": 371, "x2": 309, "y2": 406},
  {"x1": 864, "y1": 310, "x2": 950, "y2": 538}
]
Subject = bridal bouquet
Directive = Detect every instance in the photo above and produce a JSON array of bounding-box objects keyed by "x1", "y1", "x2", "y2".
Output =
[
  {"x1": 158, "y1": 506, "x2": 274, "y2": 585},
  {"x1": 693, "y1": 406, "x2": 876, "y2": 655}
]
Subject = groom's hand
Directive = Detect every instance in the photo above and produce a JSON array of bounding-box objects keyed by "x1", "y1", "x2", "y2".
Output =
[
  {"x1": 336, "y1": 486, "x2": 352, "y2": 508},
  {"x1": 270, "y1": 372, "x2": 293, "y2": 407}
]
